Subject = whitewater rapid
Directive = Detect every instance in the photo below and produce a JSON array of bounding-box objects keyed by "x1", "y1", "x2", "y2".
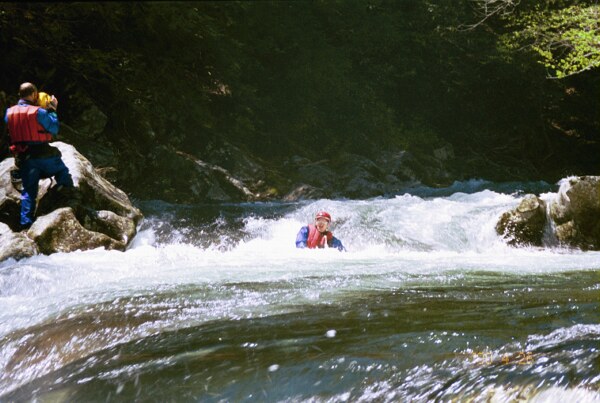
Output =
[{"x1": 2, "y1": 181, "x2": 599, "y2": 337}]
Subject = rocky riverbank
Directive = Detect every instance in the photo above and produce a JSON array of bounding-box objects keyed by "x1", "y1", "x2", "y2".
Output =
[
  {"x1": 0, "y1": 142, "x2": 142, "y2": 261},
  {"x1": 58, "y1": 102, "x2": 460, "y2": 203},
  {"x1": 496, "y1": 176, "x2": 600, "y2": 250}
]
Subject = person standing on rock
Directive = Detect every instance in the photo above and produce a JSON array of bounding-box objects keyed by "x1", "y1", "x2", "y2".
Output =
[
  {"x1": 296, "y1": 211, "x2": 346, "y2": 251},
  {"x1": 4, "y1": 82, "x2": 74, "y2": 230}
]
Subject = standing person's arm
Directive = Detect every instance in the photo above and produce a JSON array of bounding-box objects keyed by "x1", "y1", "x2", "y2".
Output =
[{"x1": 36, "y1": 108, "x2": 59, "y2": 136}]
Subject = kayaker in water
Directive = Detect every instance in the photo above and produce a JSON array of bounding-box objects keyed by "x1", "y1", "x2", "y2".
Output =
[{"x1": 295, "y1": 211, "x2": 345, "y2": 251}]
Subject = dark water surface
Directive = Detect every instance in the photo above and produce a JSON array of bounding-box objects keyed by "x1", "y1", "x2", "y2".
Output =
[{"x1": 4, "y1": 270, "x2": 599, "y2": 402}]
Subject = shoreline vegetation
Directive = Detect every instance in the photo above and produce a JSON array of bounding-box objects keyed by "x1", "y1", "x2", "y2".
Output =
[{"x1": 0, "y1": 2, "x2": 598, "y2": 204}]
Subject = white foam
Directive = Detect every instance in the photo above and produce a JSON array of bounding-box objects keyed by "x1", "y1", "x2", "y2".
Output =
[{"x1": 2, "y1": 189, "x2": 600, "y2": 343}]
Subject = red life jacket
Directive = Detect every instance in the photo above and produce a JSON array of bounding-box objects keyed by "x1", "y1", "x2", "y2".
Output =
[
  {"x1": 6, "y1": 104, "x2": 53, "y2": 144},
  {"x1": 306, "y1": 224, "x2": 333, "y2": 249}
]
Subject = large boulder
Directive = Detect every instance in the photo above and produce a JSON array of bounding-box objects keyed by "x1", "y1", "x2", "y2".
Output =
[
  {"x1": 495, "y1": 176, "x2": 600, "y2": 250},
  {"x1": 549, "y1": 176, "x2": 600, "y2": 249},
  {"x1": 27, "y1": 208, "x2": 124, "y2": 254},
  {"x1": 0, "y1": 142, "x2": 143, "y2": 259},
  {"x1": 496, "y1": 194, "x2": 547, "y2": 247},
  {"x1": 49, "y1": 142, "x2": 142, "y2": 222}
]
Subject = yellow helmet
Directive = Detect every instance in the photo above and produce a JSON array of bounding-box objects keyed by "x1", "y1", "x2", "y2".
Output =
[{"x1": 37, "y1": 92, "x2": 53, "y2": 109}]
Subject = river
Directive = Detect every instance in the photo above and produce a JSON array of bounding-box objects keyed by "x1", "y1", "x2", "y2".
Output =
[{"x1": 1, "y1": 180, "x2": 599, "y2": 402}]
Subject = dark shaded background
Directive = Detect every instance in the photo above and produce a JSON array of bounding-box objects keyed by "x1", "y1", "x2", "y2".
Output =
[{"x1": 1, "y1": 2, "x2": 598, "y2": 202}]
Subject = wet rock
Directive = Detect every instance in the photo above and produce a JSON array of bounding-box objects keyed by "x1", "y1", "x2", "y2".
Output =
[
  {"x1": 0, "y1": 142, "x2": 143, "y2": 259},
  {"x1": 81, "y1": 210, "x2": 137, "y2": 245},
  {"x1": 549, "y1": 176, "x2": 600, "y2": 249},
  {"x1": 283, "y1": 184, "x2": 326, "y2": 201},
  {"x1": 496, "y1": 194, "x2": 547, "y2": 246},
  {"x1": 554, "y1": 220, "x2": 578, "y2": 245},
  {"x1": 0, "y1": 222, "x2": 38, "y2": 261},
  {"x1": 27, "y1": 208, "x2": 125, "y2": 254},
  {"x1": 0, "y1": 158, "x2": 23, "y2": 231},
  {"x1": 51, "y1": 142, "x2": 143, "y2": 222}
]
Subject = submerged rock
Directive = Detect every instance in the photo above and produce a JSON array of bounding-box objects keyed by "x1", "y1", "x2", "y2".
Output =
[
  {"x1": 0, "y1": 142, "x2": 143, "y2": 259},
  {"x1": 496, "y1": 194, "x2": 547, "y2": 247}
]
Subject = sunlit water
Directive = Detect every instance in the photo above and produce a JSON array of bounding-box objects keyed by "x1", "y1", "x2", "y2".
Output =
[{"x1": 0, "y1": 180, "x2": 599, "y2": 402}]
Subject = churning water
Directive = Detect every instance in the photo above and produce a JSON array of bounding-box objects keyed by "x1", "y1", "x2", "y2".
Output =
[{"x1": 0, "y1": 180, "x2": 599, "y2": 402}]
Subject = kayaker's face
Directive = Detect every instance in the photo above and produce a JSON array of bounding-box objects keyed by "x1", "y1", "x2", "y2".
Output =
[{"x1": 315, "y1": 218, "x2": 329, "y2": 232}]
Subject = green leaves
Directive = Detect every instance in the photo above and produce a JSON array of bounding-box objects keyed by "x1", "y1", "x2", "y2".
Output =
[{"x1": 505, "y1": 4, "x2": 600, "y2": 79}]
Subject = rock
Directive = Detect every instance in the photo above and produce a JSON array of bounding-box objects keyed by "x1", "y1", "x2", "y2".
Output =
[
  {"x1": 549, "y1": 176, "x2": 600, "y2": 249},
  {"x1": 377, "y1": 151, "x2": 419, "y2": 183},
  {"x1": 0, "y1": 158, "x2": 23, "y2": 231},
  {"x1": 133, "y1": 145, "x2": 262, "y2": 203},
  {"x1": 279, "y1": 150, "x2": 457, "y2": 200},
  {"x1": 283, "y1": 184, "x2": 326, "y2": 201},
  {"x1": 175, "y1": 150, "x2": 258, "y2": 202},
  {"x1": 332, "y1": 153, "x2": 386, "y2": 198},
  {"x1": 54, "y1": 143, "x2": 142, "y2": 221},
  {"x1": 56, "y1": 94, "x2": 117, "y2": 173},
  {"x1": 205, "y1": 141, "x2": 266, "y2": 183},
  {"x1": 27, "y1": 208, "x2": 125, "y2": 254},
  {"x1": 0, "y1": 142, "x2": 143, "y2": 259},
  {"x1": 60, "y1": 122, "x2": 118, "y2": 173},
  {"x1": 296, "y1": 161, "x2": 337, "y2": 190},
  {"x1": 341, "y1": 173, "x2": 385, "y2": 199},
  {"x1": 81, "y1": 210, "x2": 137, "y2": 244},
  {"x1": 0, "y1": 222, "x2": 38, "y2": 261},
  {"x1": 495, "y1": 176, "x2": 600, "y2": 250},
  {"x1": 554, "y1": 220, "x2": 578, "y2": 245},
  {"x1": 496, "y1": 194, "x2": 547, "y2": 246},
  {"x1": 281, "y1": 157, "x2": 336, "y2": 199}
]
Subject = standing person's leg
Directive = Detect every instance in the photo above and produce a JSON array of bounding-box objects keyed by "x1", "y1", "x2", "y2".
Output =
[
  {"x1": 39, "y1": 157, "x2": 79, "y2": 210},
  {"x1": 19, "y1": 159, "x2": 41, "y2": 228},
  {"x1": 44, "y1": 156, "x2": 73, "y2": 188}
]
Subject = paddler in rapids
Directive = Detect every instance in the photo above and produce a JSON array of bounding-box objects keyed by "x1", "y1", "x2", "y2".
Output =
[{"x1": 295, "y1": 211, "x2": 346, "y2": 251}]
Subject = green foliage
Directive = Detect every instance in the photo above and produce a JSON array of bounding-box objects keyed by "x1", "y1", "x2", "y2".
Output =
[{"x1": 503, "y1": 3, "x2": 600, "y2": 78}]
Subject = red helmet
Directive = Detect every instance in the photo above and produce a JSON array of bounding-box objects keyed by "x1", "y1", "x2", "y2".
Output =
[{"x1": 315, "y1": 211, "x2": 331, "y2": 222}]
